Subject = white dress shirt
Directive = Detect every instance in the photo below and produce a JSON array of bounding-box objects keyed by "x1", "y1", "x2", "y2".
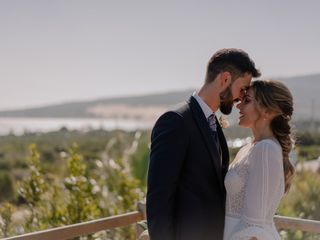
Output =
[{"x1": 192, "y1": 92, "x2": 214, "y2": 119}]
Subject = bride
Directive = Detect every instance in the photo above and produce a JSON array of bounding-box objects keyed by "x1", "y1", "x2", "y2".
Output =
[{"x1": 223, "y1": 80, "x2": 295, "y2": 240}]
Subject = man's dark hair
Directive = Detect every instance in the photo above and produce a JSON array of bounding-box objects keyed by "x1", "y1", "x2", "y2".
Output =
[{"x1": 205, "y1": 48, "x2": 261, "y2": 83}]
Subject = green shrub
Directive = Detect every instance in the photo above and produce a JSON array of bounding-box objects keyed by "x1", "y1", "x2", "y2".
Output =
[
  {"x1": 0, "y1": 202, "x2": 15, "y2": 237},
  {"x1": 0, "y1": 171, "x2": 15, "y2": 202},
  {"x1": 278, "y1": 170, "x2": 320, "y2": 239}
]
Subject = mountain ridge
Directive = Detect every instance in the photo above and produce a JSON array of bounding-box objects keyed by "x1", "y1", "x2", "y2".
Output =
[{"x1": 0, "y1": 73, "x2": 319, "y2": 120}]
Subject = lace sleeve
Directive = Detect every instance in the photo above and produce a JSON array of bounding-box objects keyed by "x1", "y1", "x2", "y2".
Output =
[{"x1": 230, "y1": 140, "x2": 283, "y2": 240}]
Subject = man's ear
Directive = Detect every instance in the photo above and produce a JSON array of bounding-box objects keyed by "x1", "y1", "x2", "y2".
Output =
[{"x1": 220, "y1": 72, "x2": 232, "y2": 88}]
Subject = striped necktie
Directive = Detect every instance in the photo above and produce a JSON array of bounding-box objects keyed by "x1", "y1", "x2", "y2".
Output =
[
  {"x1": 208, "y1": 113, "x2": 217, "y2": 132},
  {"x1": 208, "y1": 113, "x2": 222, "y2": 165}
]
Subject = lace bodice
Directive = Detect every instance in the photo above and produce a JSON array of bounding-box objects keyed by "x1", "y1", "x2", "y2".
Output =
[{"x1": 224, "y1": 139, "x2": 285, "y2": 239}]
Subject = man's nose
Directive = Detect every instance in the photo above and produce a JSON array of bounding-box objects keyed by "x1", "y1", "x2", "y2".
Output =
[{"x1": 239, "y1": 91, "x2": 245, "y2": 100}]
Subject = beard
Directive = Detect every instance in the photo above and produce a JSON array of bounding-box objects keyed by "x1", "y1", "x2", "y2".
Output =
[{"x1": 219, "y1": 86, "x2": 234, "y2": 115}]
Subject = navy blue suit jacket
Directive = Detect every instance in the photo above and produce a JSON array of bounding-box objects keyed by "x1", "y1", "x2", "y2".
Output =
[{"x1": 147, "y1": 96, "x2": 229, "y2": 240}]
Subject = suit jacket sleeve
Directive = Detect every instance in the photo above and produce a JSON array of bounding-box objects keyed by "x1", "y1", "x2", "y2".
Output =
[{"x1": 147, "y1": 111, "x2": 189, "y2": 240}]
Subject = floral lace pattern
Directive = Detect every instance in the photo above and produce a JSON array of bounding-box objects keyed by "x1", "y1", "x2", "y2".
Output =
[{"x1": 224, "y1": 139, "x2": 285, "y2": 239}]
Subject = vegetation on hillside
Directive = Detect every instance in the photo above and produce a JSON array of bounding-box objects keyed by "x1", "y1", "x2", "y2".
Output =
[{"x1": 0, "y1": 123, "x2": 319, "y2": 239}]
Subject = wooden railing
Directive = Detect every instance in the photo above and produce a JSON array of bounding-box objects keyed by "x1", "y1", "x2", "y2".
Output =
[
  {"x1": 274, "y1": 215, "x2": 320, "y2": 234},
  {"x1": 2, "y1": 211, "x2": 144, "y2": 240},
  {"x1": 2, "y1": 202, "x2": 320, "y2": 240}
]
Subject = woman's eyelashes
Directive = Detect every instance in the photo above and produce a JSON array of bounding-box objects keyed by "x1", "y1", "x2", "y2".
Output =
[{"x1": 243, "y1": 97, "x2": 251, "y2": 104}]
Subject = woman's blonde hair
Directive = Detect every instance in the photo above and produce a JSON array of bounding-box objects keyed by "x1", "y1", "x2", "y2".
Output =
[{"x1": 251, "y1": 80, "x2": 295, "y2": 193}]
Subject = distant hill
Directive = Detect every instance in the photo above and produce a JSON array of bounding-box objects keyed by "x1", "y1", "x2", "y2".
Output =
[
  {"x1": 0, "y1": 73, "x2": 319, "y2": 121},
  {"x1": 280, "y1": 73, "x2": 319, "y2": 120},
  {"x1": 0, "y1": 90, "x2": 194, "y2": 119}
]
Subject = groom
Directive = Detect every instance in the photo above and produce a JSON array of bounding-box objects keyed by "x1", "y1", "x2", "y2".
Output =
[{"x1": 146, "y1": 48, "x2": 261, "y2": 240}]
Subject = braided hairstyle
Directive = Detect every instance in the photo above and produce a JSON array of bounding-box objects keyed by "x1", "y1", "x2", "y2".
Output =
[{"x1": 251, "y1": 80, "x2": 295, "y2": 193}]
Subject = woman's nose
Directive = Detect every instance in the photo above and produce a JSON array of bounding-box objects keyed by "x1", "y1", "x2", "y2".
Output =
[{"x1": 236, "y1": 102, "x2": 242, "y2": 110}]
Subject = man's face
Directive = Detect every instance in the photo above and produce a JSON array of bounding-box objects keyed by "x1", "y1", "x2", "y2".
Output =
[{"x1": 219, "y1": 72, "x2": 252, "y2": 115}]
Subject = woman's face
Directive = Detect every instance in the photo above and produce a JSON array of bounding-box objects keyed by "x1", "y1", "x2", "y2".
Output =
[{"x1": 236, "y1": 88, "x2": 261, "y2": 128}]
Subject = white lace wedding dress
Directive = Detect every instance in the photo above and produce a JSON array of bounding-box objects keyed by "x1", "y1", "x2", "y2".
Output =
[{"x1": 223, "y1": 139, "x2": 284, "y2": 240}]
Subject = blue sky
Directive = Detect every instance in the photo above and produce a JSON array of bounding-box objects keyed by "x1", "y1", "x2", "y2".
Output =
[{"x1": 0, "y1": 0, "x2": 319, "y2": 110}]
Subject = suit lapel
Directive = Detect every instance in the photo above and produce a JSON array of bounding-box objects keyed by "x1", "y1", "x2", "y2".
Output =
[{"x1": 189, "y1": 96, "x2": 224, "y2": 190}]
